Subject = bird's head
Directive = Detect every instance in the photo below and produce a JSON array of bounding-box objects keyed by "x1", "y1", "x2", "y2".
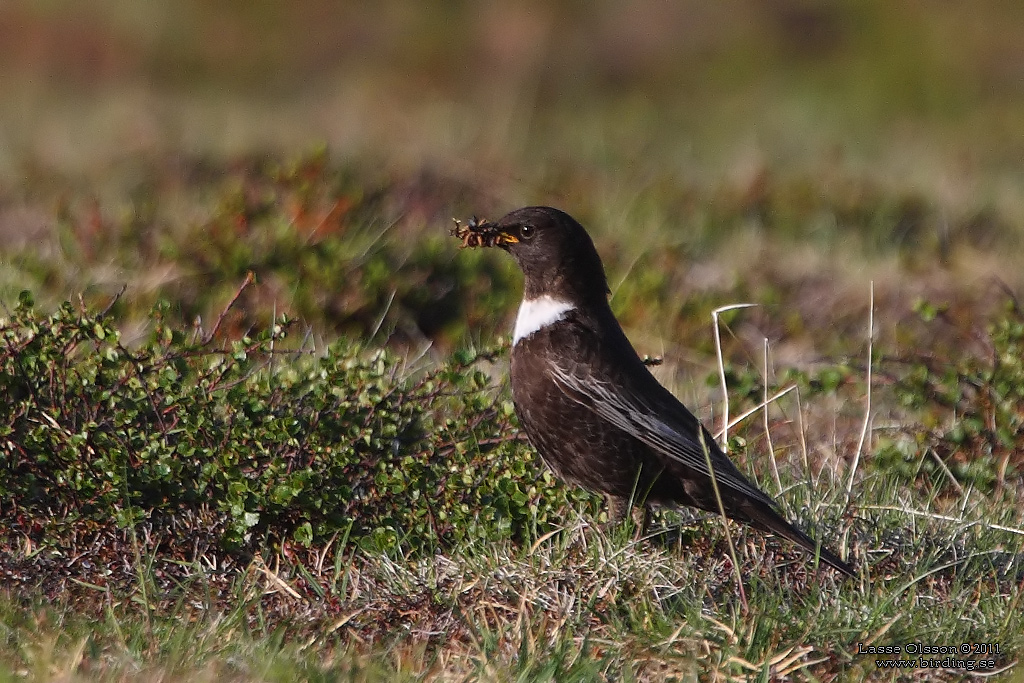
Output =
[{"x1": 452, "y1": 206, "x2": 610, "y2": 304}]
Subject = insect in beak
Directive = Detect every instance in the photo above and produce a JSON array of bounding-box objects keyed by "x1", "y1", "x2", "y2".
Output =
[{"x1": 450, "y1": 217, "x2": 518, "y2": 248}]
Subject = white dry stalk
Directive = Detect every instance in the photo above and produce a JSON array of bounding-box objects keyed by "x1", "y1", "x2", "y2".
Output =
[
  {"x1": 858, "y1": 504, "x2": 1024, "y2": 537},
  {"x1": 847, "y1": 281, "x2": 874, "y2": 501},
  {"x1": 712, "y1": 303, "x2": 757, "y2": 451},
  {"x1": 370, "y1": 288, "x2": 397, "y2": 340},
  {"x1": 928, "y1": 447, "x2": 965, "y2": 494},
  {"x1": 719, "y1": 385, "x2": 796, "y2": 435},
  {"x1": 793, "y1": 387, "x2": 813, "y2": 509},
  {"x1": 765, "y1": 338, "x2": 782, "y2": 491}
]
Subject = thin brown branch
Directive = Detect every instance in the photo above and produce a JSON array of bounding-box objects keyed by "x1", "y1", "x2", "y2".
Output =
[{"x1": 203, "y1": 271, "x2": 256, "y2": 345}]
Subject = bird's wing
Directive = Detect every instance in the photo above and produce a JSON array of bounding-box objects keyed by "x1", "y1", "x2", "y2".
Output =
[{"x1": 548, "y1": 355, "x2": 778, "y2": 509}]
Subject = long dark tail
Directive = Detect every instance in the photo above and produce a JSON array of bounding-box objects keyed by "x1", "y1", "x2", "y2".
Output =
[{"x1": 742, "y1": 500, "x2": 856, "y2": 578}]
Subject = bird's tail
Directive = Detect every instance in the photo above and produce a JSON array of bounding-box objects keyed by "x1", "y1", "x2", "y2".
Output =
[{"x1": 743, "y1": 501, "x2": 856, "y2": 578}]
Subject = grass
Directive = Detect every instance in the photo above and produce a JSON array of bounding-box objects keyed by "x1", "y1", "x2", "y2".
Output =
[{"x1": 2, "y1": 473, "x2": 1021, "y2": 680}]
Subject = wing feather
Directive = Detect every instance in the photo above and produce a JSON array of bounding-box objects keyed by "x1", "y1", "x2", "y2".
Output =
[{"x1": 548, "y1": 361, "x2": 778, "y2": 509}]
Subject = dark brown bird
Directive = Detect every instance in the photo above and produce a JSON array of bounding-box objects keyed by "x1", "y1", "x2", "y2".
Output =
[{"x1": 453, "y1": 206, "x2": 855, "y2": 577}]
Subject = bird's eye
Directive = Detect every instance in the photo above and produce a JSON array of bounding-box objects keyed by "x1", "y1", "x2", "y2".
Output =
[{"x1": 519, "y1": 224, "x2": 535, "y2": 240}]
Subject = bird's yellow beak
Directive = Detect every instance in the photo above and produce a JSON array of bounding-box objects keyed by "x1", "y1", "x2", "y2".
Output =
[{"x1": 495, "y1": 230, "x2": 519, "y2": 245}]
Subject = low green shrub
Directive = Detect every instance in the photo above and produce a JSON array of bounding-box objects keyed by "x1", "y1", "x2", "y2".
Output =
[
  {"x1": 0, "y1": 294, "x2": 589, "y2": 555},
  {"x1": 887, "y1": 300, "x2": 1024, "y2": 491}
]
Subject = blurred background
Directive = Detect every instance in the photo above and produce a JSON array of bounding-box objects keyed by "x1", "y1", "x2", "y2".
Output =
[
  {"x1": 2, "y1": 0, "x2": 1024, "y2": 354},
  {"x1": 4, "y1": 2, "x2": 1024, "y2": 188}
]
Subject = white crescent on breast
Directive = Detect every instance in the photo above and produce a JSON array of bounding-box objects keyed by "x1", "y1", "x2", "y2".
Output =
[{"x1": 513, "y1": 295, "x2": 575, "y2": 345}]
